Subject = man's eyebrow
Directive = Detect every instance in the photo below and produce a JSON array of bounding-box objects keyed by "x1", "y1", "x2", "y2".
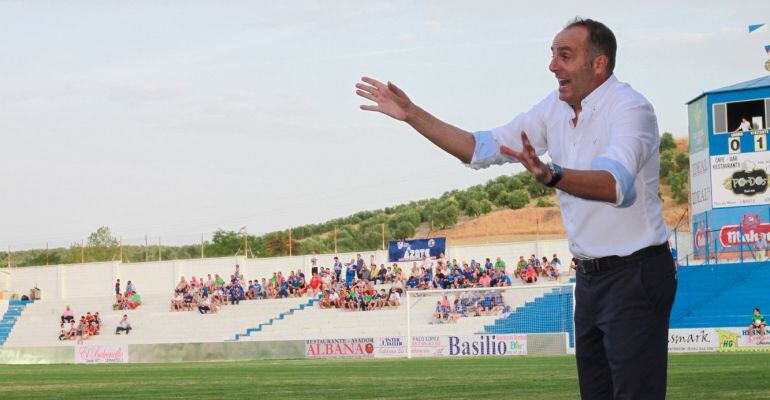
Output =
[{"x1": 550, "y1": 45, "x2": 573, "y2": 52}]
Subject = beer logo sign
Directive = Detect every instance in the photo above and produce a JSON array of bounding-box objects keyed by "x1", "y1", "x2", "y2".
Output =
[{"x1": 723, "y1": 161, "x2": 768, "y2": 196}]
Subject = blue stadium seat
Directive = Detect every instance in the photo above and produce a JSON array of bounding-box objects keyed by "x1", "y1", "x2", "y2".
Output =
[
  {"x1": 670, "y1": 261, "x2": 770, "y2": 328},
  {"x1": 483, "y1": 286, "x2": 575, "y2": 347}
]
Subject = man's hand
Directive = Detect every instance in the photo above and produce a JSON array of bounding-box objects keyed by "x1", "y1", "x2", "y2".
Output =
[
  {"x1": 356, "y1": 77, "x2": 412, "y2": 121},
  {"x1": 500, "y1": 131, "x2": 552, "y2": 184}
]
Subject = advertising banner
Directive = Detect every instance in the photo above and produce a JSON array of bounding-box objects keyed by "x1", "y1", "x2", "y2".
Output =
[
  {"x1": 388, "y1": 238, "x2": 446, "y2": 263},
  {"x1": 708, "y1": 207, "x2": 770, "y2": 257},
  {"x1": 373, "y1": 336, "x2": 444, "y2": 358},
  {"x1": 711, "y1": 153, "x2": 770, "y2": 209},
  {"x1": 668, "y1": 328, "x2": 718, "y2": 352},
  {"x1": 715, "y1": 327, "x2": 770, "y2": 352},
  {"x1": 304, "y1": 338, "x2": 374, "y2": 359},
  {"x1": 688, "y1": 96, "x2": 708, "y2": 153},
  {"x1": 690, "y1": 149, "x2": 712, "y2": 215},
  {"x1": 441, "y1": 334, "x2": 527, "y2": 357},
  {"x1": 74, "y1": 344, "x2": 129, "y2": 364}
]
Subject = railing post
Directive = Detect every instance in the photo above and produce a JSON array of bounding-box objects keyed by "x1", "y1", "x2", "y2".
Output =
[
  {"x1": 673, "y1": 226, "x2": 679, "y2": 264},
  {"x1": 739, "y1": 225, "x2": 744, "y2": 264},
  {"x1": 714, "y1": 229, "x2": 719, "y2": 265}
]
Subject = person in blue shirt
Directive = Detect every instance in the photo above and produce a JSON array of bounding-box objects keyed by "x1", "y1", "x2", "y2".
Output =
[
  {"x1": 278, "y1": 281, "x2": 289, "y2": 298},
  {"x1": 484, "y1": 258, "x2": 494, "y2": 270},
  {"x1": 407, "y1": 275, "x2": 420, "y2": 289},
  {"x1": 333, "y1": 257, "x2": 343, "y2": 282},
  {"x1": 345, "y1": 263, "x2": 356, "y2": 289}
]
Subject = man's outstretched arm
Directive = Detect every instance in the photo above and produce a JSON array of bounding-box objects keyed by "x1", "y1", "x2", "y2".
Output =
[{"x1": 356, "y1": 77, "x2": 475, "y2": 164}]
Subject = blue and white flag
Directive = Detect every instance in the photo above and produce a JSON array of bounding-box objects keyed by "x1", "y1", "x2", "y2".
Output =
[
  {"x1": 388, "y1": 237, "x2": 446, "y2": 262},
  {"x1": 748, "y1": 23, "x2": 767, "y2": 34}
]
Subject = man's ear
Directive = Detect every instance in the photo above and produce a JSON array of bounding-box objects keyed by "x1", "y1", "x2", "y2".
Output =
[{"x1": 593, "y1": 54, "x2": 609, "y2": 77}]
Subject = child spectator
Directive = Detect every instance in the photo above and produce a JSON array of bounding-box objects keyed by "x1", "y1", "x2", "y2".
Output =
[{"x1": 115, "y1": 315, "x2": 131, "y2": 335}]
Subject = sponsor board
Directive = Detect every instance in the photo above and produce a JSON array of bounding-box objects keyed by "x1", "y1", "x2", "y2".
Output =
[
  {"x1": 711, "y1": 153, "x2": 770, "y2": 208},
  {"x1": 361, "y1": 335, "x2": 527, "y2": 358},
  {"x1": 441, "y1": 334, "x2": 527, "y2": 357},
  {"x1": 690, "y1": 149, "x2": 712, "y2": 215},
  {"x1": 305, "y1": 338, "x2": 375, "y2": 359},
  {"x1": 373, "y1": 336, "x2": 444, "y2": 358},
  {"x1": 668, "y1": 328, "x2": 718, "y2": 352},
  {"x1": 716, "y1": 327, "x2": 770, "y2": 352},
  {"x1": 688, "y1": 96, "x2": 708, "y2": 153},
  {"x1": 668, "y1": 327, "x2": 770, "y2": 353},
  {"x1": 74, "y1": 344, "x2": 129, "y2": 364}
]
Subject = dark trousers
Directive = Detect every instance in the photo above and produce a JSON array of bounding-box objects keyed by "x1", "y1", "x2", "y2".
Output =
[{"x1": 575, "y1": 249, "x2": 677, "y2": 400}]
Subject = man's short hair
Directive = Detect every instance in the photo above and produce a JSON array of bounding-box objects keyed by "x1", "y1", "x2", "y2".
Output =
[{"x1": 565, "y1": 17, "x2": 617, "y2": 75}]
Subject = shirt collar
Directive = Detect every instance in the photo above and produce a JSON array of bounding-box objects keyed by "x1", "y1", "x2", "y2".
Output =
[
  {"x1": 580, "y1": 74, "x2": 617, "y2": 109},
  {"x1": 560, "y1": 74, "x2": 617, "y2": 121}
]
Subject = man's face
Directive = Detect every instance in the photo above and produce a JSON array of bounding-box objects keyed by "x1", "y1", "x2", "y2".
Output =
[{"x1": 549, "y1": 26, "x2": 605, "y2": 107}]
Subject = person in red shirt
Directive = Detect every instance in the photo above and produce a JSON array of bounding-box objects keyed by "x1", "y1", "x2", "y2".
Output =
[{"x1": 308, "y1": 272, "x2": 322, "y2": 298}]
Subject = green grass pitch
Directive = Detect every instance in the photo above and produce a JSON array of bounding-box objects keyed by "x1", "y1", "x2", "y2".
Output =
[{"x1": 0, "y1": 353, "x2": 768, "y2": 399}]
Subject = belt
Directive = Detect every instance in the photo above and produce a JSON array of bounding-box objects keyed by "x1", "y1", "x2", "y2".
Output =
[{"x1": 577, "y1": 243, "x2": 670, "y2": 274}]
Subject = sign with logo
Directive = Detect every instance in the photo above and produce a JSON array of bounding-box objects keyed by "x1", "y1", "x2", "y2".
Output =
[
  {"x1": 716, "y1": 327, "x2": 770, "y2": 352},
  {"x1": 388, "y1": 237, "x2": 446, "y2": 263},
  {"x1": 717, "y1": 214, "x2": 770, "y2": 250},
  {"x1": 74, "y1": 344, "x2": 129, "y2": 364},
  {"x1": 668, "y1": 328, "x2": 718, "y2": 352},
  {"x1": 711, "y1": 153, "x2": 770, "y2": 208},
  {"x1": 441, "y1": 334, "x2": 527, "y2": 357},
  {"x1": 690, "y1": 149, "x2": 712, "y2": 215},
  {"x1": 688, "y1": 96, "x2": 708, "y2": 153},
  {"x1": 304, "y1": 338, "x2": 375, "y2": 359},
  {"x1": 373, "y1": 336, "x2": 444, "y2": 358}
]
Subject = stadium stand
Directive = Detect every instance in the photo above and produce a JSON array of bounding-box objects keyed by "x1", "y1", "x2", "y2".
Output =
[
  {"x1": 484, "y1": 286, "x2": 575, "y2": 347},
  {"x1": 0, "y1": 300, "x2": 32, "y2": 346},
  {"x1": 670, "y1": 261, "x2": 770, "y2": 328}
]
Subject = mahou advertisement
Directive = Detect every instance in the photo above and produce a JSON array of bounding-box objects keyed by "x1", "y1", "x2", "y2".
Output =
[
  {"x1": 693, "y1": 209, "x2": 769, "y2": 258},
  {"x1": 74, "y1": 344, "x2": 129, "y2": 364}
]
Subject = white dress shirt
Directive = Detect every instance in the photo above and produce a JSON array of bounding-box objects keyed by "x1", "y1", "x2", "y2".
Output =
[{"x1": 469, "y1": 75, "x2": 669, "y2": 258}]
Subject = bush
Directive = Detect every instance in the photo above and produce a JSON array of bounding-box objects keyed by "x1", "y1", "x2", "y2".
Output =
[
  {"x1": 536, "y1": 197, "x2": 555, "y2": 207},
  {"x1": 499, "y1": 189, "x2": 530, "y2": 210},
  {"x1": 659, "y1": 132, "x2": 676, "y2": 153}
]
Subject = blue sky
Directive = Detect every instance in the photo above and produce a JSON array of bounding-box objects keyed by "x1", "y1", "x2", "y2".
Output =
[{"x1": 2, "y1": 1, "x2": 769, "y2": 249}]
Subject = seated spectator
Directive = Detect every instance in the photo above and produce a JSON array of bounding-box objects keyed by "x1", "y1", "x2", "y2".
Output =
[
  {"x1": 125, "y1": 280, "x2": 135, "y2": 295},
  {"x1": 61, "y1": 305, "x2": 74, "y2": 324},
  {"x1": 524, "y1": 265, "x2": 537, "y2": 283},
  {"x1": 749, "y1": 308, "x2": 766, "y2": 342},
  {"x1": 115, "y1": 314, "x2": 132, "y2": 335},
  {"x1": 64, "y1": 321, "x2": 76, "y2": 340},
  {"x1": 170, "y1": 292, "x2": 184, "y2": 311},
  {"x1": 198, "y1": 295, "x2": 214, "y2": 314},
  {"x1": 175, "y1": 277, "x2": 189, "y2": 294},
  {"x1": 58, "y1": 323, "x2": 66, "y2": 340},
  {"x1": 129, "y1": 292, "x2": 142, "y2": 309}
]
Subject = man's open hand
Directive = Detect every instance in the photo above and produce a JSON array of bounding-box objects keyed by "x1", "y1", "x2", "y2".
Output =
[
  {"x1": 356, "y1": 77, "x2": 412, "y2": 121},
  {"x1": 500, "y1": 131, "x2": 551, "y2": 184}
]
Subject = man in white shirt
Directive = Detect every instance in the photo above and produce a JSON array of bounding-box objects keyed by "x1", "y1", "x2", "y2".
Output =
[
  {"x1": 734, "y1": 117, "x2": 752, "y2": 133},
  {"x1": 357, "y1": 17, "x2": 676, "y2": 400}
]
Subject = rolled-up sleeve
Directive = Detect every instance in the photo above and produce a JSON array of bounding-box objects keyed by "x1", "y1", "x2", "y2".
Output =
[
  {"x1": 591, "y1": 99, "x2": 658, "y2": 208},
  {"x1": 467, "y1": 98, "x2": 549, "y2": 170}
]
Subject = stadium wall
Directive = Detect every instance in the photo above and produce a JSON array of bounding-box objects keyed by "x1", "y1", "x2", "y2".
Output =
[
  {"x1": 5, "y1": 239, "x2": 572, "y2": 300},
  {"x1": 0, "y1": 340, "x2": 305, "y2": 364}
]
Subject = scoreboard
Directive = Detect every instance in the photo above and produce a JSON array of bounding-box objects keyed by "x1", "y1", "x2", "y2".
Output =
[{"x1": 687, "y1": 78, "x2": 770, "y2": 260}]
